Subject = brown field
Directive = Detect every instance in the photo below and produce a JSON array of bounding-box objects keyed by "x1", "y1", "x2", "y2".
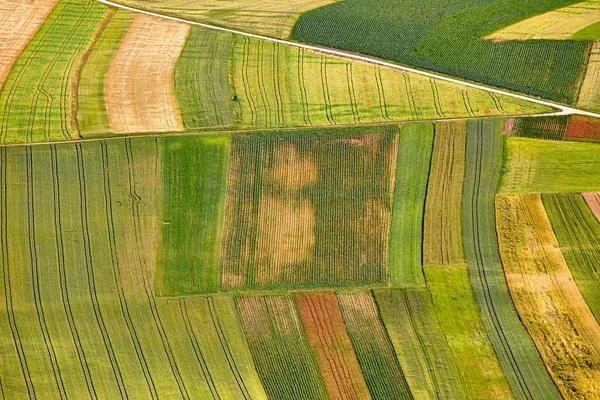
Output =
[
  {"x1": 577, "y1": 42, "x2": 600, "y2": 113},
  {"x1": 0, "y1": 0, "x2": 58, "y2": 86},
  {"x1": 295, "y1": 292, "x2": 371, "y2": 400},
  {"x1": 496, "y1": 193, "x2": 600, "y2": 399},
  {"x1": 583, "y1": 192, "x2": 600, "y2": 222},
  {"x1": 565, "y1": 116, "x2": 600, "y2": 142},
  {"x1": 105, "y1": 14, "x2": 188, "y2": 133}
]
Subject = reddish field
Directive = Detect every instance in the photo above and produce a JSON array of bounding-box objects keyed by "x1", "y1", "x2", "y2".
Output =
[
  {"x1": 565, "y1": 116, "x2": 600, "y2": 142},
  {"x1": 583, "y1": 193, "x2": 600, "y2": 222}
]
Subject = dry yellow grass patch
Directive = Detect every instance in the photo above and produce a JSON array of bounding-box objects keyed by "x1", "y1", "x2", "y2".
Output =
[
  {"x1": 0, "y1": 0, "x2": 58, "y2": 86},
  {"x1": 496, "y1": 193, "x2": 600, "y2": 399},
  {"x1": 105, "y1": 14, "x2": 189, "y2": 134},
  {"x1": 577, "y1": 42, "x2": 600, "y2": 112},
  {"x1": 484, "y1": 1, "x2": 600, "y2": 40}
]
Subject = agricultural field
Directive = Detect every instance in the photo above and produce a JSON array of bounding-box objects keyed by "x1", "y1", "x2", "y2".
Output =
[{"x1": 6, "y1": 0, "x2": 600, "y2": 399}]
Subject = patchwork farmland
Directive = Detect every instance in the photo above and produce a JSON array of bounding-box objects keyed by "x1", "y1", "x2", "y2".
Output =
[{"x1": 4, "y1": 0, "x2": 600, "y2": 399}]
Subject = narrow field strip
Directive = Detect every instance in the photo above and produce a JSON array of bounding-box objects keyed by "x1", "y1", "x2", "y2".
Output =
[
  {"x1": 77, "y1": 9, "x2": 135, "y2": 136},
  {"x1": 158, "y1": 135, "x2": 230, "y2": 296},
  {"x1": 583, "y1": 192, "x2": 600, "y2": 221},
  {"x1": 295, "y1": 292, "x2": 371, "y2": 400},
  {"x1": 105, "y1": 14, "x2": 188, "y2": 134},
  {"x1": 236, "y1": 295, "x2": 328, "y2": 400},
  {"x1": 424, "y1": 264, "x2": 513, "y2": 399},
  {"x1": 497, "y1": 193, "x2": 600, "y2": 398},
  {"x1": 374, "y1": 289, "x2": 464, "y2": 400},
  {"x1": 0, "y1": 0, "x2": 109, "y2": 144},
  {"x1": 175, "y1": 27, "x2": 236, "y2": 129},
  {"x1": 565, "y1": 115, "x2": 600, "y2": 142},
  {"x1": 423, "y1": 120, "x2": 466, "y2": 266},
  {"x1": 0, "y1": 0, "x2": 58, "y2": 87},
  {"x1": 505, "y1": 116, "x2": 568, "y2": 140},
  {"x1": 389, "y1": 123, "x2": 434, "y2": 287},
  {"x1": 337, "y1": 292, "x2": 413, "y2": 399},
  {"x1": 462, "y1": 119, "x2": 561, "y2": 399},
  {"x1": 577, "y1": 42, "x2": 600, "y2": 113},
  {"x1": 543, "y1": 193, "x2": 600, "y2": 323},
  {"x1": 221, "y1": 127, "x2": 397, "y2": 290}
]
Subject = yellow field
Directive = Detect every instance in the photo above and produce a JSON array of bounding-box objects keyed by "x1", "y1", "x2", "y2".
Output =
[
  {"x1": 484, "y1": 0, "x2": 600, "y2": 40},
  {"x1": 105, "y1": 14, "x2": 189, "y2": 134},
  {"x1": 114, "y1": 0, "x2": 339, "y2": 38},
  {"x1": 496, "y1": 193, "x2": 600, "y2": 398},
  {"x1": 577, "y1": 42, "x2": 600, "y2": 112}
]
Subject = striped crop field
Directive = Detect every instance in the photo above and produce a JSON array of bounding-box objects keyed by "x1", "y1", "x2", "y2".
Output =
[
  {"x1": 337, "y1": 292, "x2": 413, "y2": 399},
  {"x1": 374, "y1": 289, "x2": 464, "y2": 399},
  {"x1": 104, "y1": 14, "x2": 189, "y2": 134},
  {"x1": 157, "y1": 135, "x2": 230, "y2": 296},
  {"x1": 423, "y1": 120, "x2": 466, "y2": 266},
  {"x1": 424, "y1": 264, "x2": 513, "y2": 399},
  {"x1": 77, "y1": 9, "x2": 135, "y2": 137},
  {"x1": 236, "y1": 295, "x2": 327, "y2": 400},
  {"x1": 389, "y1": 123, "x2": 434, "y2": 287},
  {"x1": 577, "y1": 42, "x2": 600, "y2": 113},
  {"x1": 497, "y1": 193, "x2": 600, "y2": 398},
  {"x1": 113, "y1": 0, "x2": 341, "y2": 38},
  {"x1": 543, "y1": 193, "x2": 600, "y2": 323},
  {"x1": 220, "y1": 126, "x2": 397, "y2": 290},
  {"x1": 565, "y1": 115, "x2": 600, "y2": 142},
  {"x1": 505, "y1": 116, "x2": 569, "y2": 141},
  {"x1": 295, "y1": 291, "x2": 371, "y2": 399},
  {"x1": 0, "y1": 138, "x2": 267, "y2": 398},
  {"x1": 0, "y1": 0, "x2": 109, "y2": 143},
  {"x1": 500, "y1": 137, "x2": 600, "y2": 194},
  {"x1": 463, "y1": 119, "x2": 561, "y2": 399}
]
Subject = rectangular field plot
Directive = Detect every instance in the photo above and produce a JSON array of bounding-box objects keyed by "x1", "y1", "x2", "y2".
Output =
[
  {"x1": 505, "y1": 116, "x2": 568, "y2": 141},
  {"x1": 221, "y1": 126, "x2": 398, "y2": 290}
]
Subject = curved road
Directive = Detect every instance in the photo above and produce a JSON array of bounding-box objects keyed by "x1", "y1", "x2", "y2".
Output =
[{"x1": 97, "y1": 0, "x2": 600, "y2": 119}]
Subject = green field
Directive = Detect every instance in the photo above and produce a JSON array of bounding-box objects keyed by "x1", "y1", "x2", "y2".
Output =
[
  {"x1": 507, "y1": 116, "x2": 569, "y2": 141},
  {"x1": 462, "y1": 119, "x2": 561, "y2": 399},
  {"x1": 157, "y1": 135, "x2": 230, "y2": 296},
  {"x1": 0, "y1": 0, "x2": 109, "y2": 143},
  {"x1": 292, "y1": 0, "x2": 588, "y2": 103},
  {"x1": 500, "y1": 137, "x2": 600, "y2": 193}
]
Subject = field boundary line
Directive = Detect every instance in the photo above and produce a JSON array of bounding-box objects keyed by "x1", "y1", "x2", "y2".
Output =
[{"x1": 95, "y1": 0, "x2": 600, "y2": 119}]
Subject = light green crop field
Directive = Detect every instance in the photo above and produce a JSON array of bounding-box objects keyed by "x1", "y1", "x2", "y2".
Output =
[
  {"x1": 0, "y1": 0, "x2": 109, "y2": 143},
  {"x1": 501, "y1": 137, "x2": 600, "y2": 194}
]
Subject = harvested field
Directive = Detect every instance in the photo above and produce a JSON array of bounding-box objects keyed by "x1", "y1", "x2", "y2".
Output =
[
  {"x1": 423, "y1": 120, "x2": 466, "y2": 266},
  {"x1": 483, "y1": 0, "x2": 600, "y2": 41},
  {"x1": 565, "y1": 115, "x2": 600, "y2": 142},
  {"x1": 463, "y1": 119, "x2": 561, "y2": 399},
  {"x1": 105, "y1": 14, "x2": 188, "y2": 134},
  {"x1": 583, "y1": 192, "x2": 600, "y2": 221},
  {"x1": 373, "y1": 289, "x2": 464, "y2": 400},
  {"x1": 424, "y1": 264, "x2": 512, "y2": 400},
  {"x1": 236, "y1": 295, "x2": 326, "y2": 400},
  {"x1": 114, "y1": 0, "x2": 340, "y2": 38},
  {"x1": 0, "y1": 0, "x2": 57, "y2": 87},
  {"x1": 389, "y1": 123, "x2": 434, "y2": 287},
  {"x1": 0, "y1": 0, "x2": 109, "y2": 143},
  {"x1": 543, "y1": 193, "x2": 600, "y2": 323},
  {"x1": 505, "y1": 116, "x2": 568, "y2": 141},
  {"x1": 157, "y1": 135, "x2": 230, "y2": 296},
  {"x1": 577, "y1": 42, "x2": 600, "y2": 113},
  {"x1": 497, "y1": 193, "x2": 600, "y2": 399},
  {"x1": 175, "y1": 27, "x2": 236, "y2": 129},
  {"x1": 77, "y1": 9, "x2": 135, "y2": 136},
  {"x1": 221, "y1": 127, "x2": 397, "y2": 290},
  {"x1": 231, "y1": 36, "x2": 549, "y2": 129},
  {"x1": 501, "y1": 137, "x2": 600, "y2": 193},
  {"x1": 295, "y1": 292, "x2": 371, "y2": 400},
  {"x1": 337, "y1": 292, "x2": 412, "y2": 399}
]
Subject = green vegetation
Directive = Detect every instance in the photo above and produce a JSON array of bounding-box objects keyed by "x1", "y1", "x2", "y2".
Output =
[
  {"x1": 175, "y1": 27, "x2": 237, "y2": 129},
  {"x1": 235, "y1": 295, "x2": 327, "y2": 400},
  {"x1": 292, "y1": 0, "x2": 587, "y2": 103},
  {"x1": 221, "y1": 126, "x2": 397, "y2": 290},
  {"x1": 543, "y1": 193, "x2": 600, "y2": 323},
  {"x1": 389, "y1": 123, "x2": 433, "y2": 287},
  {"x1": 573, "y1": 20, "x2": 600, "y2": 40},
  {"x1": 77, "y1": 9, "x2": 135, "y2": 137},
  {"x1": 337, "y1": 292, "x2": 413, "y2": 399},
  {"x1": 0, "y1": 0, "x2": 109, "y2": 143},
  {"x1": 157, "y1": 135, "x2": 230, "y2": 296},
  {"x1": 462, "y1": 120, "x2": 561, "y2": 399},
  {"x1": 374, "y1": 288, "x2": 464, "y2": 399},
  {"x1": 424, "y1": 264, "x2": 512, "y2": 399},
  {"x1": 508, "y1": 116, "x2": 568, "y2": 141},
  {"x1": 423, "y1": 121, "x2": 466, "y2": 266},
  {"x1": 500, "y1": 137, "x2": 600, "y2": 193}
]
